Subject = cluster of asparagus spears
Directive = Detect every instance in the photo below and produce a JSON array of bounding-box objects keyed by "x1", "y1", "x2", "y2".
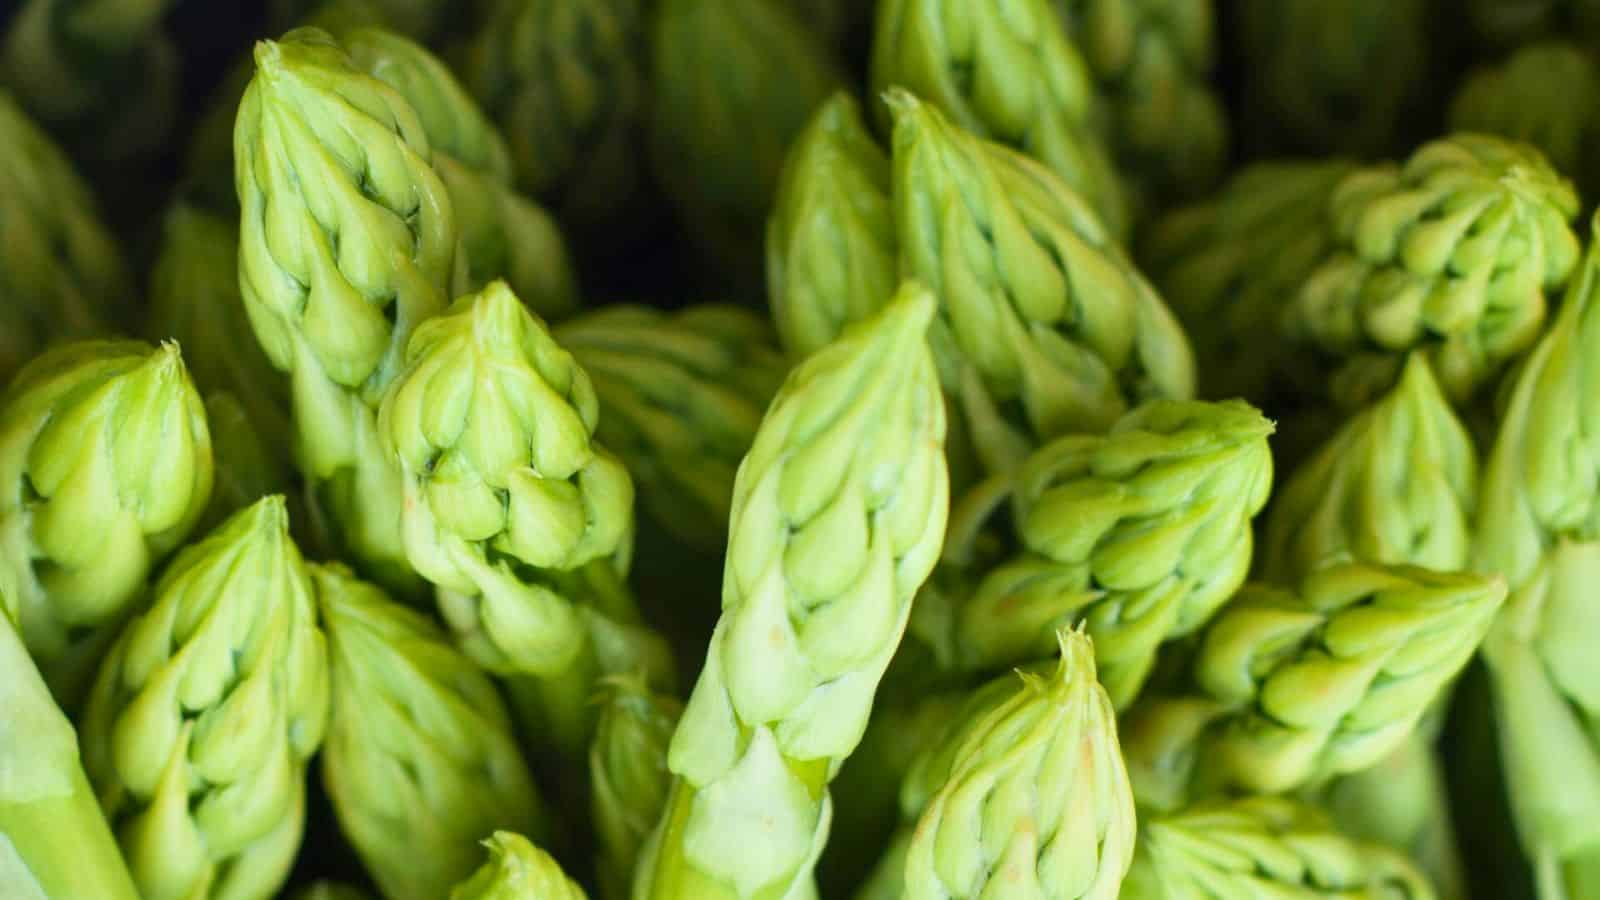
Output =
[{"x1": 3, "y1": 1, "x2": 1600, "y2": 899}]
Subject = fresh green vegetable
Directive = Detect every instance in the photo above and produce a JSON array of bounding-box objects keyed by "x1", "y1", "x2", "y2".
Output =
[
  {"x1": 632, "y1": 283, "x2": 949, "y2": 900},
  {"x1": 450, "y1": 831, "x2": 587, "y2": 900},
  {"x1": 80, "y1": 496, "x2": 328, "y2": 900},
  {"x1": 457, "y1": 0, "x2": 647, "y2": 231},
  {"x1": 1120, "y1": 795, "x2": 1437, "y2": 899},
  {"x1": 767, "y1": 91, "x2": 897, "y2": 360},
  {"x1": 147, "y1": 204, "x2": 291, "y2": 461},
  {"x1": 380, "y1": 280, "x2": 673, "y2": 756},
  {"x1": 591, "y1": 675, "x2": 683, "y2": 900},
  {"x1": 648, "y1": 0, "x2": 845, "y2": 293},
  {"x1": 1123, "y1": 563, "x2": 1505, "y2": 809},
  {"x1": 1471, "y1": 212, "x2": 1600, "y2": 900},
  {"x1": 887, "y1": 89, "x2": 1195, "y2": 473},
  {"x1": 556, "y1": 304, "x2": 788, "y2": 551},
  {"x1": 0, "y1": 340, "x2": 213, "y2": 703},
  {"x1": 343, "y1": 26, "x2": 580, "y2": 319},
  {"x1": 900, "y1": 629, "x2": 1136, "y2": 900},
  {"x1": 0, "y1": 87, "x2": 126, "y2": 382},
  {"x1": 0, "y1": 0, "x2": 180, "y2": 161},
  {"x1": 318, "y1": 561, "x2": 550, "y2": 900},
  {"x1": 872, "y1": 0, "x2": 1129, "y2": 237},
  {"x1": 1055, "y1": 0, "x2": 1229, "y2": 206},
  {"x1": 1140, "y1": 159, "x2": 1356, "y2": 405},
  {"x1": 234, "y1": 27, "x2": 455, "y2": 595},
  {"x1": 1282, "y1": 133, "x2": 1581, "y2": 409},
  {"x1": 1261, "y1": 354, "x2": 1478, "y2": 582},
  {"x1": 0, "y1": 589, "x2": 140, "y2": 900},
  {"x1": 911, "y1": 399, "x2": 1272, "y2": 709},
  {"x1": 1234, "y1": 0, "x2": 1431, "y2": 156}
]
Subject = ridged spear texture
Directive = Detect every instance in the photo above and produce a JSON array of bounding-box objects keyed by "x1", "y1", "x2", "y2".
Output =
[
  {"x1": 1140, "y1": 159, "x2": 1355, "y2": 405},
  {"x1": 458, "y1": 0, "x2": 647, "y2": 230},
  {"x1": 1470, "y1": 214, "x2": 1600, "y2": 897},
  {"x1": 80, "y1": 497, "x2": 329, "y2": 900},
  {"x1": 1261, "y1": 354, "x2": 1478, "y2": 583},
  {"x1": 383, "y1": 280, "x2": 674, "y2": 758},
  {"x1": 631, "y1": 284, "x2": 949, "y2": 900},
  {"x1": 591, "y1": 675, "x2": 683, "y2": 900},
  {"x1": 871, "y1": 0, "x2": 1129, "y2": 238},
  {"x1": 451, "y1": 832, "x2": 588, "y2": 900},
  {"x1": 234, "y1": 27, "x2": 456, "y2": 595},
  {"x1": 290, "y1": 883, "x2": 372, "y2": 900},
  {"x1": 556, "y1": 304, "x2": 789, "y2": 551},
  {"x1": 649, "y1": 0, "x2": 845, "y2": 294},
  {"x1": 1283, "y1": 133, "x2": 1583, "y2": 409},
  {"x1": 1119, "y1": 796, "x2": 1437, "y2": 900},
  {"x1": 317, "y1": 562, "x2": 550, "y2": 900},
  {"x1": 342, "y1": 26, "x2": 580, "y2": 320},
  {"x1": 1451, "y1": 42, "x2": 1600, "y2": 202},
  {"x1": 147, "y1": 204, "x2": 291, "y2": 464},
  {"x1": 1054, "y1": 0, "x2": 1229, "y2": 206},
  {"x1": 0, "y1": 0, "x2": 179, "y2": 161},
  {"x1": 1124, "y1": 563, "x2": 1505, "y2": 808},
  {"x1": 767, "y1": 91, "x2": 898, "y2": 360},
  {"x1": 1234, "y1": 0, "x2": 1431, "y2": 157},
  {"x1": 1308, "y1": 731, "x2": 1468, "y2": 900},
  {"x1": 0, "y1": 88, "x2": 126, "y2": 382},
  {"x1": 939, "y1": 399, "x2": 1273, "y2": 709},
  {"x1": 902, "y1": 629, "x2": 1136, "y2": 900},
  {"x1": 888, "y1": 90, "x2": 1195, "y2": 474},
  {"x1": 0, "y1": 593, "x2": 140, "y2": 900},
  {"x1": 0, "y1": 340, "x2": 213, "y2": 701}
]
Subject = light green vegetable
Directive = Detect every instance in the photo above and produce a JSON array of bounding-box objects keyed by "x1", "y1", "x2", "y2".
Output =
[
  {"x1": 1140, "y1": 159, "x2": 1356, "y2": 405},
  {"x1": 900, "y1": 629, "x2": 1136, "y2": 900},
  {"x1": 381, "y1": 280, "x2": 673, "y2": 756},
  {"x1": 0, "y1": 340, "x2": 213, "y2": 704},
  {"x1": 767, "y1": 91, "x2": 897, "y2": 360},
  {"x1": 1261, "y1": 354, "x2": 1478, "y2": 582},
  {"x1": 632, "y1": 283, "x2": 950, "y2": 900},
  {"x1": 1123, "y1": 563, "x2": 1505, "y2": 809},
  {"x1": 1283, "y1": 133, "x2": 1581, "y2": 409},
  {"x1": 1309, "y1": 732, "x2": 1468, "y2": 900},
  {"x1": 458, "y1": 0, "x2": 647, "y2": 230},
  {"x1": 450, "y1": 832, "x2": 587, "y2": 900},
  {"x1": 649, "y1": 0, "x2": 845, "y2": 293},
  {"x1": 1234, "y1": 0, "x2": 1431, "y2": 156},
  {"x1": 591, "y1": 675, "x2": 683, "y2": 900},
  {"x1": 1471, "y1": 212, "x2": 1600, "y2": 899},
  {"x1": 80, "y1": 496, "x2": 328, "y2": 900},
  {"x1": 343, "y1": 26, "x2": 580, "y2": 320},
  {"x1": 234, "y1": 27, "x2": 456, "y2": 595},
  {"x1": 1120, "y1": 795, "x2": 1437, "y2": 899},
  {"x1": 887, "y1": 90, "x2": 1195, "y2": 474},
  {"x1": 1451, "y1": 42, "x2": 1600, "y2": 201},
  {"x1": 916, "y1": 399, "x2": 1273, "y2": 709},
  {"x1": 0, "y1": 87, "x2": 125, "y2": 382},
  {"x1": 872, "y1": 0, "x2": 1129, "y2": 237},
  {"x1": 1055, "y1": 0, "x2": 1229, "y2": 206},
  {"x1": 0, "y1": 590, "x2": 140, "y2": 900},
  {"x1": 318, "y1": 561, "x2": 550, "y2": 900},
  {"x1": 0, "y1": 0, "x2": 179, "y2": 161},
  {"x1": 556, "y1": 304, "x2": 788, "y2": 551},
  {"x1": 147, "y1": 204, "x2": 291, "y2": 462}
]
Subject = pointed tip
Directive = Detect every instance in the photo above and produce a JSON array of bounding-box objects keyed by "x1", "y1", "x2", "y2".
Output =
[
  {"x1": 880, "y1": 86, "x2": 919, "y2": 118},
  {"x1": 253, "y1": 39, "x2": 283, "y2": 75},
  {"x1": 1052, "y1": 624, "x2": 1099, "y2": 689},
  {"x1": 146, "y1": 340, "x2": 190, "y2": 383},
  {"x1": 238, "y1": 493, "x2": 290, "y2": 535},
  {"x1": 470, "y1": 278, "x2": 536, "y2": 337}
]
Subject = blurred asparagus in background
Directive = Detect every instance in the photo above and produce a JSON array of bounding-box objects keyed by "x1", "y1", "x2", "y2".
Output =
[{"x1": 589, "y1": 675, "x2": 681, "y2": 900}]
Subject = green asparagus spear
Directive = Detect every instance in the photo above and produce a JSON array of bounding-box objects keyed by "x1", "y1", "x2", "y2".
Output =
[
  {"x1": 80, "y1": 496, "x2": 329, "y2": 900},
  {"x1": 632, "y1": 283, "x2": 949, "y2": 900},
  {"x1": 450, "y1": 832, "x2": 587, "y2": 900},
  {"x1": 872, "y1": 0, "x2": 1129, "y2": 236},
  {"x1": 556, "y1": 304, "x2": 788, "y2": 551},
  {"x1": 234, "y1": 27, "x2": 456, "y2": 595},
  {"x1": 767, "y1": 92, "x2": 897, "y2": 360},
  {"x1": 592, "y1": 675, "x2": 683, "y2": 900},
  {"x1": 318, "y1": 561, "x2": 550, "y2": 900},
  {"x1": 0, "y1": 340, "x2": 213, "y2": 703}
]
